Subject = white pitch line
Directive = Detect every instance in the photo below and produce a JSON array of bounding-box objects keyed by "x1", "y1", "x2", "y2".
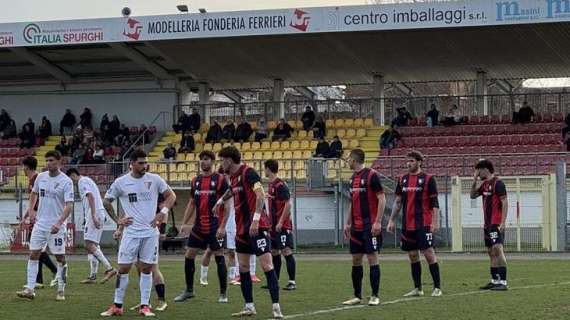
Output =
[{"x1": 279, "y1": 281, "x2": 570, "y2": 319}]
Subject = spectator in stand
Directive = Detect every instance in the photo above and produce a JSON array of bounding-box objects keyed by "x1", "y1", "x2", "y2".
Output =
[
  {"x1": 93, "y1": 144, "x2": 105, "y2": 163},
  {"x1": 111, "y1": 154, "x2": 122, "y2": 179},
  {"x1": 272, "y1": 118, "x2": 294, "y2": 141},
  {"x1": 163, "y1": 143, "x2": 177, "y2": 160},
  {"x1": 328, "y1": 135, "x2": 343, "y2": 158},
  {"x1": 0, "y1": 109, "x2": 11, "y2": 131},
  {"x1": 82, "y1": 146, "x2": 95, "y2": 164},
  {"x1": 179, "y1": 131, "x2": 195, "y2": 153},
  {"x1": 59, "y1": 109, "x2": 76, "y2": 135},
  {"x1": 109, "y1": 115, "x2": 121, "y2": 137},
  {"x1": 22, "y1": 118, "x2": 35, "y2": 135},
  {"x1": 392, "y1": 107, "x2": 413, "y2": 127},
  {"x1": 205, "y1": 120, "x2": 223, "y2": 143},
  {"x1": 80, "y1": 107, "x2": 93, "y2": 129},
  {"x1": 1, "y1": 119, "x2": 17, "y2": 139},
  {"x1": 562, "y1": 113, "x2": 570, "y2": 151},
  {"x1": 312, "y1": 115, "x2": 326, "y2": 139},
  {"x1": 55, "y1": 136, "x2": 70, "y2": 156},
  {"x1": 38, "y1": 116, "x2": 52, "y2": 138},
  {"x1": 71, "y1": 143, "x2": 86, "y2": 164},
  {"x1": 173, "y1": 111, "x2": 190, "y2": 134},
  {"x1": 302, "y1": 106, "x2": 316, "y2": 131},
  {"x1": 19, "y1": 124, "x2": 36, "y2": 148},
  {"x1": 380, "y1": 125, "x2": 401, "y2": 151},
  {"x1": 222, "y1": 119, "x2": 236, "y2": 141},
  {"x1": 442, "y1": 104, "x2": 464, "y2": 126},
  {"x1": 513, "y1": 101, "x2": 535, "y2": 124},
  {"x1": 100, "y1": 113, "x2": 110, "y2": 131},
  {"x1": 119, "y1": 124, "x2": 130, "y2": 141},
  {"x1": 234, "y1": 118, "x2": 253, "y2": 142},
  {"x1": 426, "y1": 104, "x2": 440, "y2": 128},
  {"x1": 189, "y1": 108, "x2": 201, "y2": 133},
  {"x1": 255, "y1": 118, "x2": 268, "y2": 142},
  {"x1": 139, "y1": 124, "x2": 151, "y2": 144},
  {"x1": 313, "y1": 137, "x2": 330, "y2": 158}
]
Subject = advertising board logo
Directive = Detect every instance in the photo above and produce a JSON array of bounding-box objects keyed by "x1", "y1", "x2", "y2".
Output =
[
  {"x1": 123, "y1": 18, "x2": 143, "y2": 40},
  {"x1": 496, "y1": 1, "x2": 541, "y2": 21},
  {"x1": 290, "y1": 9, "x2": 310, "y2": 31},
  {"x1": 546, "y1": 0, "x2": 570, "y2": 18},
  {"x1": 22, "y1": 23, "x2": 103, "y2": 45},
  {"x1": 23, "y1": 23, "x2": 41, "y2": 43}
]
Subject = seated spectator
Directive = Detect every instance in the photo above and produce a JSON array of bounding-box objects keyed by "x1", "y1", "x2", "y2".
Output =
[
  {"x1": 93, "y1": 144, "x2": 105, "y2": 163},
  {"x1": 179, "y1": 131, "x2": 195, "y2": 153},
  {"x1": 513, "y1": 102, "x2": 535, "y2": 124},
  {"x1": 119, "y1": 124, "x2": 130, "y2": 141},
  {"x1": 442, "y1": 105, "x2": 465, "y2": 126},
  {"x1": 109, "y1": 115, "x2": 121, "y2": 137},
  {"x1": 173, "y1": 112, "x2": 190, "y2": 134},
  {"x1": 189, "y1": 108, "x2": 201, "y2": 133},
  {"x1": 71, "y1": 144, "x2": 86, "y2": 164},
  {"x1": 0, "y1": 109, "x2": 11, "y2": 131},
  {"x1": 39, "y1": 116, "x2": 52, "y2": 138},
  {"x1": 100, "y1": 113, "x2": 110, "y2": 131},
  {"x1": 272, "y1": 118, "x2": 294, "y2": 141},
  {"x1": 255, "y1": 118, "x2": 268, "y2": 142},
  {"x1": 234, "y1": 118, "x2": 253, "y2": 142},
  {"x1": 392, "y1": 107, "x2": 413, "y2": 127},
  {"x1": 55, "y1": 136, "x2": 70, "y2": 156},
  {"x1": 114, "y1": 131, "x2": 128, "y2": 147},
  {"x1": 22, "y1": 118, "x2": 35, "y2": 135},
  {"x1": 205, "y1": 120, "x2": 223, "y2": 143},
  {"x1": 313, "y1": 137, "x2": 330, "y2": 158},
  {"x1": 82, "y1": 147, "x2": 95, "y2": 164},
  {"x1": 380, "y1": 126, "x2": 401, "y2": 151},
  {"x1": 328, "y1": 135, "x2": 343, "y2": 158},
  {"x1": 1, "y1": 119, "x2": 17, "y2": 139},
  {"x1": 19, "y1": 125, "x2": 36, "y2": 148},
  {"x1": 301, "y1": 106, "x2": 316, "y2": 131},
  {"x1": 59, "y1": 109, "x2": 76, "y2": 135},
  {"x1": 426, "y1": 104, "x2": 440, "y2": 127},
  {"x1": 80, "y1": 107, "x2": 93, "y2": 129},
  {"x1": 222, "y1": 120, "x2": 236, "y2": 141},
  {"x1": 163, "y1": 143, "x2": 176, "y2": 160},
  {"x1": 312, "y1": 116, "x2": 326, "y2": 139},
  {"x1": 562, "y1": 113, "x2": 570, "y2": 151}
]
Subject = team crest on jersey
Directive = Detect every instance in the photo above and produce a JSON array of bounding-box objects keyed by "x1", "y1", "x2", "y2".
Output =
[
  {"x1": 361, "y1": 179, "x2": 365, "y2": 185},
  {"x1": 211, "y1": 180, "x2": 216, "y2": 188},
  {"x1": 144, "y1": 181, "x2": 152, "y2": 189},
  {"x1": 403, "y1": 178, "x2": 407, "y2": 184},
  {"x1": 418, "y1": 178, "x2": 424, "y2": 185}
]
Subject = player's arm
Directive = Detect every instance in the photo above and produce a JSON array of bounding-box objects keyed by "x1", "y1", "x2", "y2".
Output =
[
  {"x1": 497, "y1": 181, "x2": 508, "y2": 231},
  {"x1": 103, "y1": 198, "x2": 121, "y2": 225},
  {"x1": 181, "y1": 197, "x2": 195, "y2": 237},
  {"x1": 155, "y1": 188, "x2": 176, "y2": 226},
  {"x1": 343, "y1": 202, "x2": 352, "y2": 240},
  {"x1": 371, "y1": 172, "x2": 385, "y2": 236},
  {"x1": 51, "y1": 200, "x2": 74, "y2": 234},
  {"x1": 217, "y1": 201, "x2": 230, "y2": 240},
  {"x1": 24, "y1": 191, "x2": 38, "y2": 222},
  {"x1": 86, "y1": 192, "x2": 101, "y2": 229},
  {"x1": 250, "y1": 184, "x2": 265, "y2": 237},
  {"x1": 212, "y1": 188, "x2": 234, "y2": 214},
  {"x1": 470, "y1": 171, "x2": 481, "y2": 199},
  {"x1": 387, "y1": 195, "x2": 402, "y2": 233},
  {"x1": 428, "y1": 176, "x2": 440, "y2": 233},
  {"x1": 277, "y1": 201, "x2": 292, "y2": 233}
]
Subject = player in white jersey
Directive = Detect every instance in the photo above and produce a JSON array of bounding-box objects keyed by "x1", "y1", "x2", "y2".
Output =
[
  {"x1": 100, "y1": 150, "x2": 176, "y2": 317},
  {"x1": 17, "y1": 150, "x2": 74, "y2": 301},
  {"x1": 66, "y1": 168, "x2": 118, "y2": 284}
]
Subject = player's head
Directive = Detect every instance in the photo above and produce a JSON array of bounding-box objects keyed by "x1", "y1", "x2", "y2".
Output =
[
  {"x1": 129, "y1": 149, "x2": 148, "y2": 175},
  {"x1": 264, "y1": 159, "x2": 279, "y2": 178},
  {"x1": 22, "y1": 156, "x2": 37, "y2": 174},
  {"x1": 199, "y1": 150, "x2": 216, "y2": 173},
  {"x1": 45, "y1": 150, "x2": 62, "y2": 172},
  {"x1": 475, "y1": 159, "x2": 494, "y2": 180},
  {"x1": 218, "y1": 146, "x2": 241, "y2": 173},
  {"x1": 347, "y1": 149, "x2": 365, "y2": 171},
  {"x1": 406, "y1": 151, "x2": 424, "y2": 173},
  {"x1": 65, "y1": 168, "x2": 81, "y2": 182}
]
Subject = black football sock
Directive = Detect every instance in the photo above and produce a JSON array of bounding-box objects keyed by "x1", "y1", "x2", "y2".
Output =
[
  {"x1": 40, "y1": 251, "x2": 57, "y2": 274},
  {"x1": 491, "y1": 267, "x2": 499, "y2": 282},
  {"x1": 184, "y1": 258, "x2": 195, "y2": 292},
  {"x1": 272, "y1": 254, "x2": 282, "y2": 280},
  {"x1": 36, "y1": 259, "x2": 44, "y2": 284},
  {"x1": 498, "y1": 267, "x2": 507, "y2": 282},
  {"x1": 265, "y1": 270, "x2": 280, "y2": 303},
  {"x1": 284, "y1": 254, "x2": 296, "y2": 282},
  {"x1": 429, "y1": 263, "x2": 441, "y2": 289},
  {"x1": 352, "y1": 265, "x2": 363, "y2": 299},
  {"x1": 411, "y1": 261, "x2": 422, "y2": 290},
  {"x1": 370, "y1": 264, "x2": 380, "y2": 297},
  {"x1": 240, "y1": 272, "x2": 254, "y2": 303},
  {"x1": 155, "y1": 283, "x2": 165, "y2": 300},
  {"x1": 215, "y1": 256, "x2": 228, "y2": 295}
]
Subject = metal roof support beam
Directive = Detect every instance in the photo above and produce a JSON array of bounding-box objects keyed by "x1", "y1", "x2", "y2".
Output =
[
  {"x1": 295, "y1": 86, "x2": 316, "y2": 100},
  {"x1": 10, "y1": 47, "x2": 72, "y2": 82},
  {"x1": 476, "y1": 71, "x2": 489, "y2": 116},
  {"x1": 393, "y1": 83, "x2": 413, "y2": 97},
  {"x1": 372, "y1": 74, "x2": 385, "y2": 126},
  {"x1": 109, "y1": 43, "x2": 173, "y2": 80},
  {"x1": 223, "y1": 90, "x2": 243, "y2": 103},
  {"x1": 494, "y1": 79, "x2": 514, "y2": 94}
]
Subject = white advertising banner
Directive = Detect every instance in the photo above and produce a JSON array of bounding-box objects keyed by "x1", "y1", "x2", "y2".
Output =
[{"x1": 0, "y1": 0, "x2": 569, "y2": 48}]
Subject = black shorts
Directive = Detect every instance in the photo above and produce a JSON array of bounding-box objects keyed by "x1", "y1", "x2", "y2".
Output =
[
  {"x1": 270, "y1": 230, "x2": 295, "y2": 250},
  {"x1": 401, "y1": 227, "x2": 434, "y2": 251},
  {"x1": 484, "y1": 225, "x2": 504, "y2": 248},
  {"x1": 235, "y1": 230, "x2": 272, "y2": 256},
  {"x1": 349, "y1": 230, "x2": 382, "y2": 254},
  {"x1": 187, "y1": 230, "x2": 224, "y2": 251}
]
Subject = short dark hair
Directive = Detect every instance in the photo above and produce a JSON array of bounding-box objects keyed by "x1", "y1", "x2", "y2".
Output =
[
  {"x1": 350, "y1": 149, "x2": 365, "y2": 164},
  {"x1": 65, "y1": 168, "x2": 80, "y2": 176},
  {"x1": 407, "y1": 151, "x2": 424, "y2": 162},
  {"x1": 45, "y1": 150, "x2": 62, "y2": 160},
  {"x1": 129, "y1": 149, "x2": 147, "y2": 161},
  {"x1": 218, "y1": 146, "x2": 241, "y2": 164},
  {"x1": 475, "y1": 159, "x2": 495, "y2": 174},
  {"x1": 264, "y1": 159, "x2": 279, "y2": 173},
  {"x1": 22, "y1": 156, "x2": 37, "y2": 170},
  {"x1": 199, "y1": 150, "x2": 216, "y2": 161}
]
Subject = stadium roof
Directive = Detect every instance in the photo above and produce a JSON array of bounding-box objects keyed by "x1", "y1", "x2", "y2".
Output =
[{"x1": 0, "y1": 1, "x2": 569, "y2": 90}]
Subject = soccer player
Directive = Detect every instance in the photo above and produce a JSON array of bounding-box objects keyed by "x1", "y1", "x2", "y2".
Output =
[
  {"x1": 17, "y1": 150, "x2": 74, "y2": 301},
  {"x1": 174, "y1": 150, "x2": 230, "y2": 303},
  {"x1": 470, "y1": 159, "x2": 509, "y2": 291},
  {"x1": 387, "y1": 151, "x2": 442, "y2": 297},
  {"x1": 66, "y1": 168, "x2": 117, "y2": 284},
  {"x1": 100, "y1": 150, "x2": 176, "y2": 317},
  {"x1": 20, "y1": 156, "x2": 57, "y2": 289},
  {"x1": 264, "y1": 159, "x2": 297, "y2": 291},
  {"x1": 214, "y1": 146, "x2": 283, "y2": 318},
  {"x1": 342, "y1": 149, "x2": 385, "y2": 306}
]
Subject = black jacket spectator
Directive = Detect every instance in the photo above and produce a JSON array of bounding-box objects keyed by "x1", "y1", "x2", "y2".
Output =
[
  {"x1": 392, "y1": 107, "x2": 413, "y2": 127},
  {"x1": 442, "y1": 105, "x2": 464, "y2": 126},
  {"x1": 109, "y1": 115, "x2": 121, "y2": 137},
  {"x1": 206, "y1": 121, "x2": 223, "y2": 143},
  {"x1": 301, "y1": 106, "x2": 316, "y2": 131},
  {"x1": 119, "y1": 124, "x2": 130, "y2": 140},
  {"x1": 179, "y1": 132, "x2": 196, "y2": 153},
  {"x1": 55, "y1": 137, "x2": 69, "y2": 156},
  {"x1": 312, "y1": 116, "x2": 326, "y2": 139},
  {"x1": 82, "y1": 147, "x2": 95, "y2": 164},
  {"x1": 513, "y1": 102, "x2": 535, "y2": 124},
  {"x1": 173, "y1": 112, "x2": 191, "y2": 134},
  {"x1": 0, "y1": 109, "x2": 10, "y2": 131},
  {"x1": 80, "y1": 107, "x2": 93, "y2": 129},
  {"x1": 380, "y1": 126, "x2": 401, "y2": 151},
  {"x1": 23, "y1": 118, "x2": 35, "y2": 135},
  {"x1": 59, "y1": 109, "x2": 76, "y2": 135},
  {"x1": 273, "y1": 119, "x2": 294, "y2": 141},
  {"x1": 235, "y1": 120, "x2": 253, "y2": 142},
  {"x1": 2, "y1": 119, "x2": 16, "y2": 139},
  {"x1": 426, "y1": 104, "x2": 439, "y2": 127},
  {"x1": 19, "y1": 125, "x2": 36, "y2": 148},
  {"x1": 314, "y1": 139, "x2": 330, "y2": 158},
  {"x1": 163, "y1": 144, "x2": 176, "y2": 160},
  {"x1": 100, "y1": 113, "x2": 110, "y2": 131},
  {"x1": 189, "y1": 109, "x2": 201, "y2": 133},
  {"x1": 222, "y1": 121, "x2": 236, "y2": 141},
  {"x1": 255, "y1": 119, "x2": 268, "y2": 142},
  {"x1": 328, "y1": 137, "x2": 343, "y2": 158},
  {"x1": 39, "y1": 116, "x2": 52, "y2": 138}
]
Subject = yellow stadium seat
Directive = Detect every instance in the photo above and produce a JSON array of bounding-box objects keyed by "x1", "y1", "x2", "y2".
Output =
[
  {"x1": 168, "y1": 163, "x2": 177, "y2": 173},
  {"x1": 287, "y1": 121, "x2": 296, "y2": 129},
  {"x1": 149, "y1": 163, "x2": 158, "y2": 172},
  {"x1": 242, "y1": 142, "x2": 251, "y2": 151},
  {"x1": 283, "y1": 151, "x2": 293, "y2": 159},
  {"x1": 290, "y1": 141, "x2": 300, "y2": 150},
  {"x1": 295, "y1": 170, "x2": 306, "y2": 179},
  {"x1": 176, "y1": 154, "x2": 185, "y2": 161},
  {"x1": 294, "y1": 160, "x2": 304, "y2": 170},
  {"x1": 295, "y1": 120, "x2": 303, "y2": 129},
  {"x1": 169, "y1": 173, "x2": 178, "y2": 182},
  {"x1": 273, "y1": 151, "x2": 283, "y2": 159},
  {"x1": 325, "y1": 119, "x2": 334, "y2": 128},
  {"x1": 336, "y1": 129, "x2": 346, "y2": 139},
  {"x1": 356, "y1": 128, "x2": 366, "y2": 138},
  {"x1": 263, "y1": 151, "x2": 273, "y2": 160},
  {"x1": 302, "y1": 150, "x2": 312, "y2": 158},
  {"x1": 254, "y1": 152, "x2": 263, "y2": 160},
  {"x1": 300, "y1": 140, "x2": 310, "y2": 150},
  {"x1": 158, "y1": 164, "x2": 167, "y2": 173},
  {"x1": 364, "y1": 118, "x2": 374, "y2": 127},
  {"x1": 223, "y1": 142, "x2": 232, "y2": 148},
  {"x1": 270, "y1": 141, "x2": 280, "y2": 150},
  {"x1": 346, "y1": 129, "x2": 356, "y2": 138},
  {"x1": 176, "y1": 163, "x2": 186, "y2": 172},
  {"x1": 350, "y1": 140, "x2": 359, "y2": 148},
  {"x1": 244, "y1": 152, "x2": 254, "y2": 160},
  {"x1": 309, "y1": 140, "x2": 318, "y2": 150},
  {"x1": 200, "y1": 123, "x2": 209, "y2": 134},
  {"x1": 187, "y1": 162, "x2": 196, "y2": 172},
  {"x1": 293, "y1": 151, "x2": 302, "y2": 159},
  {"x1": 194, "y1": 133, "x2": 202, "y2": 142},
  {"x1": 280, "y1": 141, "x2": 290, "y2": 150},
  {"x1": 282, "y1": 159, "x2": 292, "y2": 170},
  {"x1": 203, "y1": 143, "x2": 213, "y2": 151},
  {"x1": 194, "y1": 144, "x2": 203, "y2": 152},
  {"x1": 251, "y1": 122, "x2": 257, "y2": 130},
  {"x1": 213, "y1": 143, "x2": 222, "y2": 152},
  {"x1": 179, "y1": 172, "x2": 188, "y2": 181},
  {"x1": 260, "y1": 141, "x2": 271, "y2": 150},
  {"x1": 186, "y1": 153, "x2": 195, "y2": 161},
  {"x1": 334, "y1": 119, "x2": 345, "y2": 128},
  {"x1": 327, "y1": 129, "x2": 336, "y2": 139},
  {"x1": 354, "y1": 119, "x2": 364, "y2": 128},
  {"x1": 344, "y1": 119, "x2": 354, "y2": 128},
  {"x1": 251, "y1": 142, "x2": 261, "y2": 151},
  {"x1": 297, "y1": 130, "x2": 307, "y2": 139},
  {"x1": 268, "y1": 121, "x2": 277, "y2": 129}
]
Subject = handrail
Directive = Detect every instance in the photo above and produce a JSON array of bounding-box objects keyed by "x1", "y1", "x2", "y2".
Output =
[{"x1": 122, "y1": 111, "x2": 171, "y2": 161}]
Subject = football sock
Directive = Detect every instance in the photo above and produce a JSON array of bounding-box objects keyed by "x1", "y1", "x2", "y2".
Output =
[{"x1": 352, "y1": 265, "x2": 363, "y2": 299}]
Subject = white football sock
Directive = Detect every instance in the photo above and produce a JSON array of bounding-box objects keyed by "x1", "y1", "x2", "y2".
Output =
[
  {"x1": 93, "y1": 246, "x2": 112, "y2": 271},
  {"x1": 26, "y1": 259, "x2": 39, "y2": 290},
  {"x1": 114, "y1": 273, "x2": 129, "y2": 305},
  {"x1": 229, "y1": 266, "x2": 237, "y2": 279},
  {"x1": 200, "y1": 266, "x2": 209, "y2": 279},
  {"x1": 140, "y1": 272, "x2": 153, "y2": 306},
  {"x1": 88, "y1": 254, "x2": 98, "y2": 278},
  {"x1": 56, "y1": 262, "x2": 67, "y2": 292}
]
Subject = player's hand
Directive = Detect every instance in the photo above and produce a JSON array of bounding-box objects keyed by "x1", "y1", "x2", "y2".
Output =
[
  {"x1": 499, "y1": 223, "x2": 506, "y2": 232},
  {"x1": 372, "y1": 222, "x2": 382, "y2": 237},
  {"x1": 249, "y1": 220, "x2": 259, "y2": 237},
  {"x1": 27, "y1": 210, "x2": 37, "y2": 224},
  {"x1": 387, "y1": 220, "x2": 395, "y2": 234},
  {"x1": 216, "y1": 227, "x2": 226, "y2": 240},
  {"x1": 118, "y1": 216, "x2": 133, "y2": 226},
  {"x1": 431, "y1": 224, "x2": 439, "y2": 234},
  {"x1": 113, "y1": 228, "x2": 123, "y2": 240},
  {"x1": 276, "y1": 222, "x2": 283, "y2": 233},
  {"x1": 152, "y1": 213, "x2": 167, "y2": 227},
  {"x1": 93, "y1": 217, "x2": 102, "y2": 229},
  {"x1": 473, "y1": 170, "x2": 479, "y2": 180},
  {"x1": 50, "y1": 224, "x2": 60, "y2": 234},
  {"x1": 211, "y1": 203, "x2": 221, "y2": 216},
  {"x1": 343, "y1": 224, "x2": 351, "y2": 240},
  {"x1": 180, "y1": 224, "x2": 191, "y2": 237},
  {"x1": 265, "y1": 194, "x2": 274, "y2": 199}
]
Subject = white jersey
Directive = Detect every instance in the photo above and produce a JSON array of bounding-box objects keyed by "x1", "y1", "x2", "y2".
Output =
[
  {"x1": 225, "y1": 198, "x2": 236, "y2": 233},
  {"x1": 105, "y1": 172, "x2": 168, "y2": 238},
  {"x1": 32, "y1": 171, "x2": 74, "y2": 232},
  {"x1": 78, "y1": 176, "x2": 105, "y2": 224}
]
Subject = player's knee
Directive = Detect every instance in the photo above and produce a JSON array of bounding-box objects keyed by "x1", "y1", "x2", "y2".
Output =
[
  {"x1": 282, "y1": 247, "x2": 292, "y2": 256},
  {"x1": 29, "y1": 251, "x2": 41, "y2": 260},
  {"x1": 408, "y1": 251, "x2": 420, "y2": 262},
  {"x1": 352, "y1": 255, "x2": 364, "y2": 266},
  {"x1": 271, "y1": 249, "x2": 280, "y2": 256},
  {"x1": 215, "y1": 255, "x2": 225, "y2": 265},
  {"x1": 55, "y1": 255, "x2": 66, "y2": 263},
  {"x1": 366, "y1": 254, "x2": 378, "y2": 265}
]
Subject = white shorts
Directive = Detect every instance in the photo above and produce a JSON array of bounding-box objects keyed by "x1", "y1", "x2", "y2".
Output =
[
  {"x1": 84, "y1": 212, "x2": 106, "y2": 244},
  {"x1": 29, "y1": 227, "x2": 66, "y2": 255},
  {"x1": 118, "y1": 234, "x2": 159, "y2": 265},
  {"x1": 226, "y1": 231, "x2": 236, "y2": 250}
]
